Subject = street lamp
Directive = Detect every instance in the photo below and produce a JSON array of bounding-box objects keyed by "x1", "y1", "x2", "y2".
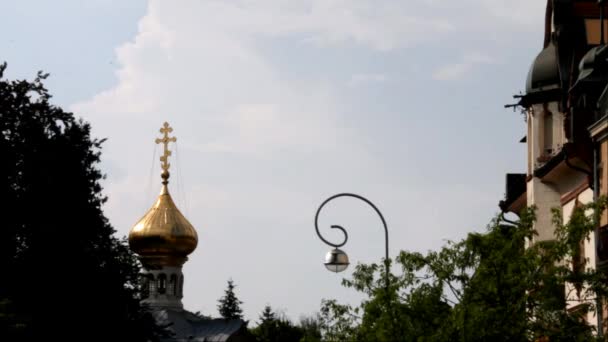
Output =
[
  {"x1": 314, "y1": 193, "x2": 390, "y2": 286},
  {"x1": 324, "y1": 248, "x2": 349, "y2": 273}
]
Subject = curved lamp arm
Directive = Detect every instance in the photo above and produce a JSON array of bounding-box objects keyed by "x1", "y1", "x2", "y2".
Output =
[{"x1": 314, "y1": 193, "x2": 389, "y2": 266}]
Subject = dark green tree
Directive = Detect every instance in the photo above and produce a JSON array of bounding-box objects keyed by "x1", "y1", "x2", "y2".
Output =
[
  {"x1": 251, "y1": 305, "x2": 276, "y2": 341},
  {"x1": 259, "y1": 305, "x2": 276, "y2": 324},
  {"x1": 0, "y1": 63, "x2": 166, "y2": 340},
  {"x1": 318, "y1": 300, "x2": 359, "y2": 342},
  {"x1": 298, "y1": 314, "x2": 322, "y2": 342},
  {"x1": 320, "y1": 259, "x2": 450, "y2": 341},
  {"x1": 250, "y1": 305, "x2": 304, "y2": 342},
  {"x1": 218, "y1": 279, "x2": 244, "y2": 319},
  {"x1": 419, "y1": 203, "x2": 608, "y2": 341},
  {"x1": 318, "y1": 198, "x2": 608, "y2": 342}
]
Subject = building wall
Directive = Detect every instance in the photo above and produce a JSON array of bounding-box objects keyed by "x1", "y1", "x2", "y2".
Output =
[
  {"x1": 520, "y1": 1, "x2": 608, "y2": 333},
  {"x1": 528, "y1": 102, "x2": 567, "y2": 175},
  {"x1": 526, "y1": 99, "x2": 580, "y2": 243},
  {"x1": 527, "y1": 177, "x2": 561, "y2": 242},
  {"x1": 526, "y1": 99, "x2": 602, "y2": 328}
]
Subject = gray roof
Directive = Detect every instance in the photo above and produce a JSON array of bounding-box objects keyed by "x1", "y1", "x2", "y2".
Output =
[
  {"x1": 152, "y1": 308, "x2": 248, "y2": 342},
  {"x1": 526, "y1": 42, "x2": 560, "y2": 94}
]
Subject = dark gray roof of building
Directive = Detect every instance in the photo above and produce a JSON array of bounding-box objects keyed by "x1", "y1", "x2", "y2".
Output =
[
  {"x1": 152, "y1": 308, "x2": 247, "y2": 342},
  {"x1": 526, "y1": 42, "x2": 560, "y2": 94},
  {"x1": 571, "y1": 45, "x2": 608, "y2": 94}
]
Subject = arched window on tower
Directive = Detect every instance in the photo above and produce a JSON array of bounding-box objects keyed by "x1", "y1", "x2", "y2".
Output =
[
  {"x1": 148, "y1": 274, "x2": 156, "y2": 296},
  {"x1": 169, "y1": 274, "x2": 177, "y2": 296},
  {"x1": 543, "y1": 110, "x2": 553, "y2": 155},
  {"x1": 158, "y1": 274, "x2": 167, "y2": 294},
  {"x1": 178, "y1": 276, "x2": 184, "y2": 298},
  {"x1": 141, "y1": 274, "x2": 153, "y2": 299}
]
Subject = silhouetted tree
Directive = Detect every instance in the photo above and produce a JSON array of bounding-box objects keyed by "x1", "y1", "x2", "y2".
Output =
[
  {"x1": 298, "y1": 314, "x2": 322, "y2": 342},
  {"x1": 218, "y1": 279, "x2": 244, "y2": 319},
  {"x1": 250, "y1": 305, "x2": 304, "y2": 342},
  {"x1": 259, "y1": 305, "x2": 275, "y2": 324},
  {"x1": 0, "y1": 63, "x2": 165, "y2": 341}
]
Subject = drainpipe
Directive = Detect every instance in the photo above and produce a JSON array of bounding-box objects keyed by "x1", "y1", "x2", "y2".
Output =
[
  {"x1": 595, "y1": 0, "x2": 606, "y2": 333},
  {"x1": 593, "y1": 140, "x2": 603, "y2": 337}
]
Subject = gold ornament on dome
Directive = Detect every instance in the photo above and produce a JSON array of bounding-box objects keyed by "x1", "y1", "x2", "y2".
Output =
[
  {"x1": 155, "y1": 122, "x2": 177, "y2": 183},
  {"x1": 128, "y1": 122, "x2": 198, "y2": 268}
]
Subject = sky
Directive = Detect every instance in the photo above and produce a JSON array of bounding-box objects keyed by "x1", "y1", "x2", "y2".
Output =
[{"x1": 2, "y1": 0, "x2": 546, "y2": 323}]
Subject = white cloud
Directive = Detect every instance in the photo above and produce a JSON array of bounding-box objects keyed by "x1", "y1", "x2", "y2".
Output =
[
  {"x1": 419, "y1": 0, "x2": 546, "y2": 32},
  {"x1": 157, "y1": 0, "x2": 455, "y2": 51},
  {"x1": 69, "y1": 0, "x2": 545, "y2": 322},
  {"x1": 432, "y1": 63, "x2": 472, "y2": 81},
  {"x1": 432, "y1": 52, "x2": 497, "y2": 81},
  {"x1": 348, "y1": 73, "x2": 387, "y2": 87},
  {"x1": 73, "y1": 1, "x2": 349, "y2": 158}
]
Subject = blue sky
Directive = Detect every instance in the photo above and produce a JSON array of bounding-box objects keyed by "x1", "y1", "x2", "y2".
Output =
[{"x1": 2, "y1": 0, "x2": 544, "y2": 322}]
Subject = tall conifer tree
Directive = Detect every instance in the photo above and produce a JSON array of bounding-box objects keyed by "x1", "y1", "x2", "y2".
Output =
[{"x1": 217, "y1": 279, "x2": 244, "y2": 320}]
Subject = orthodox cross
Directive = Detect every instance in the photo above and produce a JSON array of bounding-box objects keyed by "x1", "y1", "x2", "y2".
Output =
[{"x1": 155, "y1": 122, "x2": 177, "y2": 180}]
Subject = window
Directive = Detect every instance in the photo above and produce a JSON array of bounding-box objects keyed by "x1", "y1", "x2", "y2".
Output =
[
  {"x1": 543, "y1": 111, "x2": 553, "y2": 154},
  {"x1": 148, "y1": 274, "x2": 155, "y2": 295},
  {"x1": 598, "y1": 225, "x2": 608, "y2": 262},
  {"x1": 141, "y1": 275, "x2": 151, "y2": 298},
  {"x1": 158, "y1": 274, "x2": 167, "y2": 294},
  {"x1": 169, "y1": 274, "x2": 177, "y2": 296},
  {"x1": 585, "y1": 19, "x2": 608, "y2": 45}
]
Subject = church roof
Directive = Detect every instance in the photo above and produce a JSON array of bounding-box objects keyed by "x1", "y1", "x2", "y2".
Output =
[
  {"x1": 153, "y1": 308, "x2": 249, "y2": 342},
  {"x1": 129, "y1": 182, "x2": 198, "y2": 267}
]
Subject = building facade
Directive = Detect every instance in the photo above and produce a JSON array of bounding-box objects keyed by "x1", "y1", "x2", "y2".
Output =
[{"x1": 501, "y1": 0, "x2": 608, "y2": 332}]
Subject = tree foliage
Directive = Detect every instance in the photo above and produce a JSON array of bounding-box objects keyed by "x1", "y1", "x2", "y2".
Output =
[
  {"x1": 298, "y1": 314, "x2": 323, "y2": 342},
  {"x1": 218, "y1": 279, "x2": 244, "y2": 320},
  {"x1": 250, "y1": 305, "x2": 321, "y2": 342},
  {"x1": 259, "y1": 305, "x2": 276, "y2": 325},
  {"x1": 0, "y1": 63, "x2": 165, "y2": 340},
  {"x1": 318, "y1": 198, "x2": 608, "y2": 341}
]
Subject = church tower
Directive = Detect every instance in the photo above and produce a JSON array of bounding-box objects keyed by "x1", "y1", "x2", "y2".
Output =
[
  {"x1": 127, "y1": 123, "x2": 250, "y2": 342},
  {"x1": 129, "y1": 122, "x2": 198, "y2": 310}
]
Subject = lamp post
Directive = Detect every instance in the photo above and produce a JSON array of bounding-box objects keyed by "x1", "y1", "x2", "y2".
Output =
[{"x1": 314, "y1": 193, "x2": 390, "y2": 288}]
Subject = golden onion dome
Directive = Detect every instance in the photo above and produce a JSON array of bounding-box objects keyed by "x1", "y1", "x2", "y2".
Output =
[{"x1": 128, "y1": 122, "x2": 198, "y2": 267}]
